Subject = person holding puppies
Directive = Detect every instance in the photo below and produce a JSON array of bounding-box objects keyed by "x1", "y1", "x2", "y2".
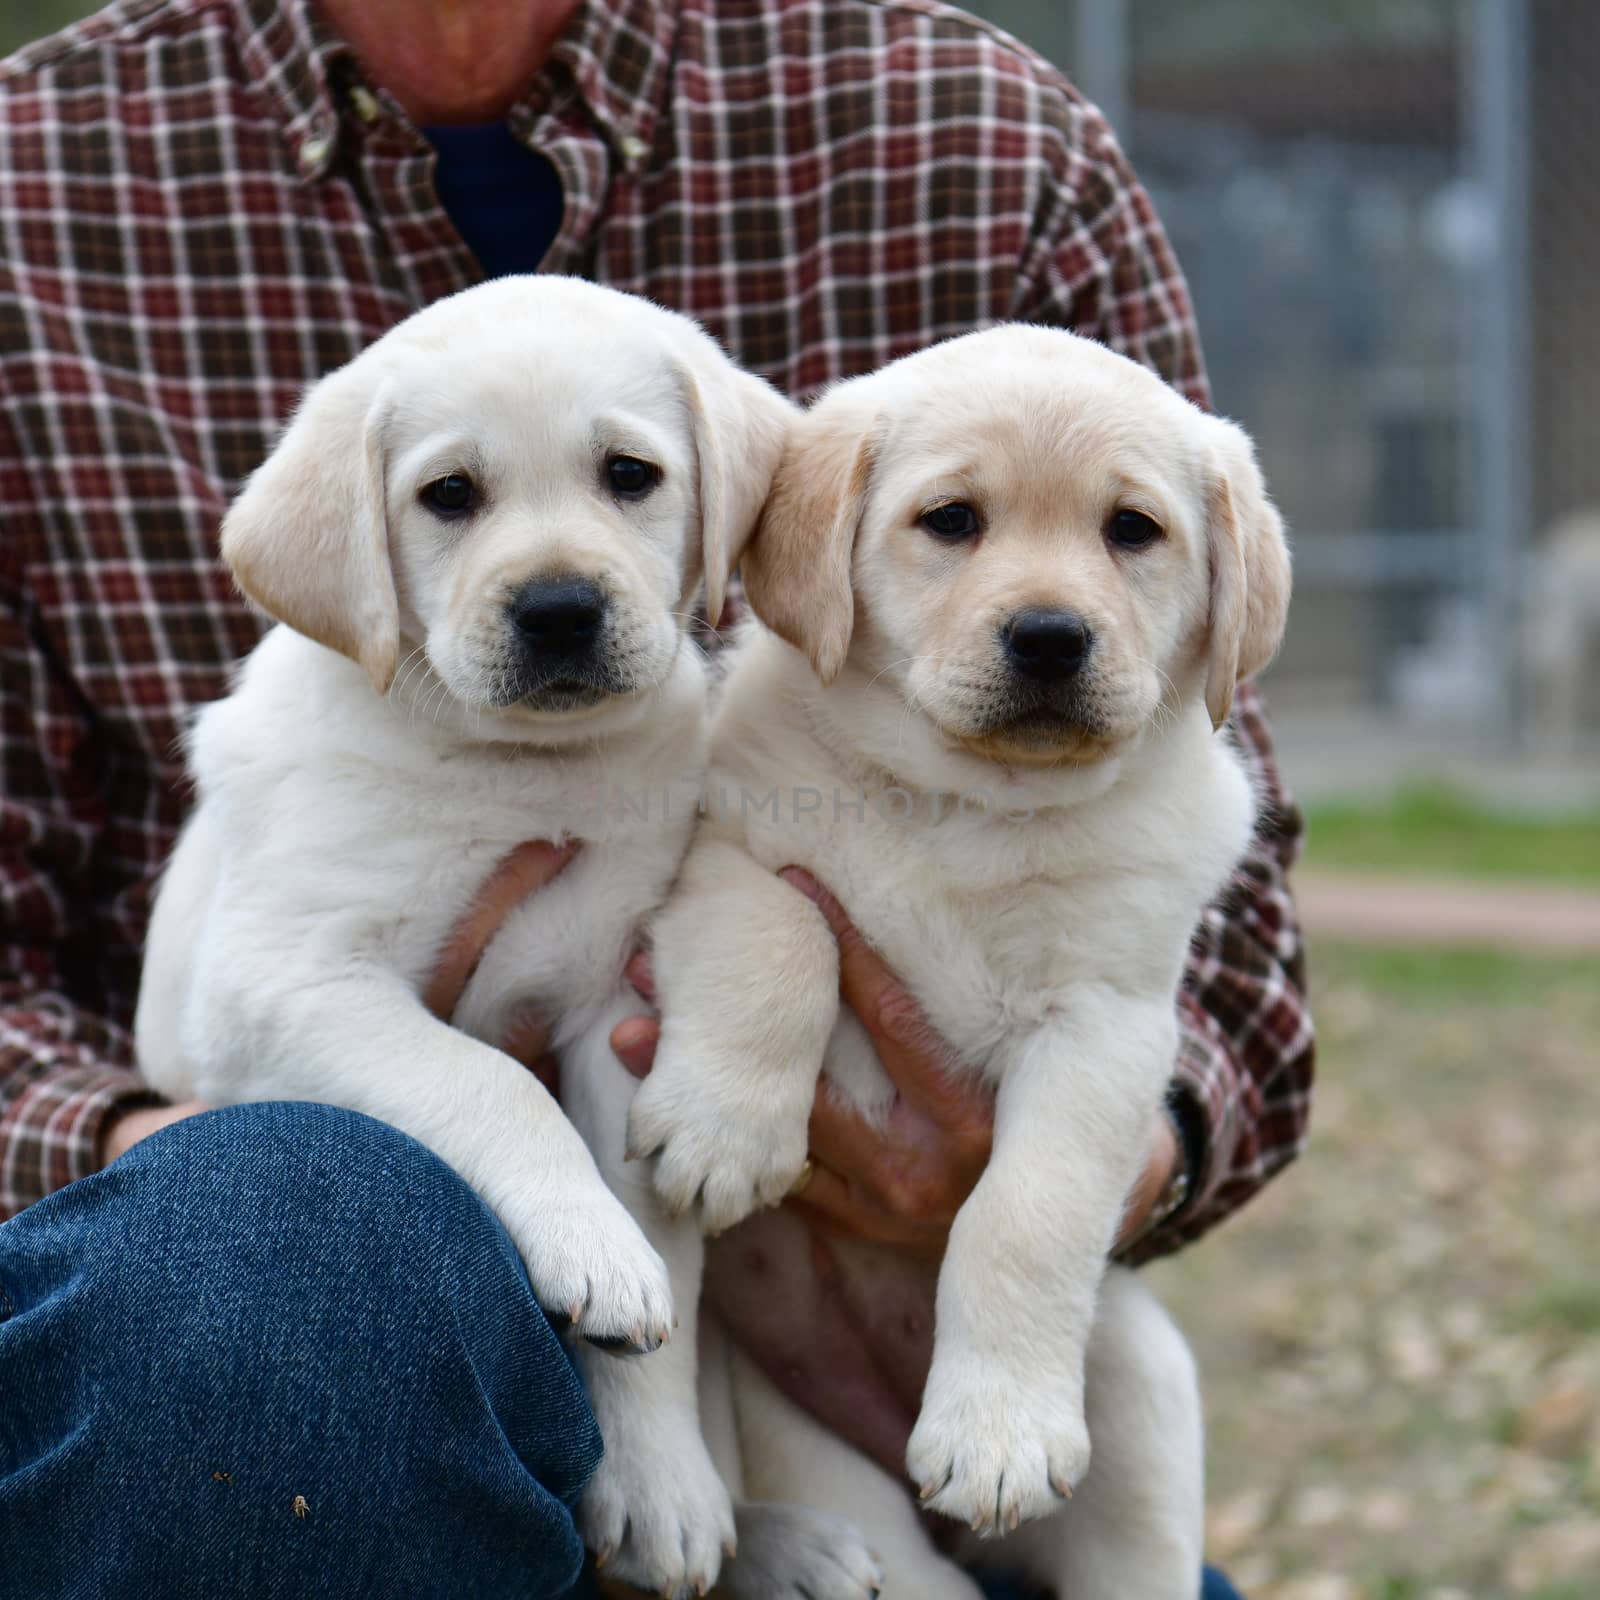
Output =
[{"x1": 0, "y1": 1, "x2": 1312, "y2": 1595}]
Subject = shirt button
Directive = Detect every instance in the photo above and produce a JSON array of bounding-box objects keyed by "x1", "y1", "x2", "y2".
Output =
[
  {"x1": 348, "y1": 84, "x2": 381, "y2": 124},
  {"x1": 619, "y1": 132, "x2": 649, "y2": 164},
  {"x1": 298, "y1": 131, "x2": 333, "y2": 175}
]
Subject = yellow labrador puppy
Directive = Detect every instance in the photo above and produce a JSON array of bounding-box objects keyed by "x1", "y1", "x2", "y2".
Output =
[
  {"x1": 133, "y1": 277, "x2": 849, "y2": 1600},
  {"x1": 631, "y1": 325, "x2": 1291, "y2": 1598}
]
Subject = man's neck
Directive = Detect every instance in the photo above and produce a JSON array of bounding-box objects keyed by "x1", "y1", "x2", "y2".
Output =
[{"x1": 315, "y1": 0, "x2": 582, "y2": 125}]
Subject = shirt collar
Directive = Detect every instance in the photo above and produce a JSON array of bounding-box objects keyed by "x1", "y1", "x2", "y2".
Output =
[
  {"x1": 232, "y1": 0, "x2": 351, "y2": 180},
  {"x1": 545, "y1": 0, "x2": 678, "y2": 168},
  {"x1": 232, "y1": 0, "x2": 679, "y2": 182}
]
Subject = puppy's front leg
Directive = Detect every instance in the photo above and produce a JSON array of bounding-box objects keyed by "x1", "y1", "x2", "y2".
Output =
[
  {"x1": 627, "y1": 837, "x2": 841, "y2": 1232},
  {"x1": 907, "y1": 993, "x2": 1176, "y2": 1536},
  {"x1": 188, "y1": 976, "x2": 673, "y2": 1352},
  {"x1": 562, "y1": 991, "x2": 736, "y2": 1600}
]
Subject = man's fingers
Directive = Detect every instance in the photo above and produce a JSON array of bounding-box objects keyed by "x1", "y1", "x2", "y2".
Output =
[
  {"x1": 807, "y1": 1082, "x2": 981, "y2": 1239},
  {"x1": 424, "y1": 839, "x2": 579, "y2": 1021},
  {"x1": 807, "y1": 1080, "x2": 896, "y2": 1185},
  {"x1": 100, "y1": 1100, "x2": 211, "y2": 1167},
  {"x1": 624, "y1": 947, "x2": 656, "y2": 1003},
  {"x1": 501, "y1": 1009, "x2": 556, "y2": 1073},
  {"x1": 611, "y1": 1015, "x2": 659, "y2": 1078},
  {"x1": 1115, "y1": 1112, "x2": 1181, "y2": 1252},
  {"x1": 789, "y1": 1165, "x2": 934, "y2": 1254},
  {"x1": 780, "y1": 866, "x2": 918, "y2": 1055},
  {"x1": 608, "y1": 949, "x2": 659, "y2": 1075},
  {"x1": 786, "y1": 1161, "x2": 861, "y2": 1233},
  {"x1": 780, "y1": 866, "x2": 992, "y2": 1131}
]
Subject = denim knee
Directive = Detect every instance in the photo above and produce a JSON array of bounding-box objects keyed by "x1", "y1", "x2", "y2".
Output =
[{"x1": 0, "y1": 1101, "x2": 602, "y2": 1600}]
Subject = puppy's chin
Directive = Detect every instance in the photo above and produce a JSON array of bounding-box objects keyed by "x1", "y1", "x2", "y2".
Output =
[
  {"x1": 484, "y1": 660, "x2": 641, "y2": 718},
  {"x1": 503, "y1": 681, "x2": 616, "y2": 717},
  {"x1": 946, "y1": 709, "x2": 1123, "y2": 770},
  {"x1": 459, "y1": 677, "x2": 658, "y2": 748}
]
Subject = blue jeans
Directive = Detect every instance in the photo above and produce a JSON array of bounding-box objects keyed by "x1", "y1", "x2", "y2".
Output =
[
  {"x1": 0, "y1": 1103, "x2": 599, "y2": 1599},
  {"x1": 0, "y1": 1101, "x2": 1241, "y2": 1598}
]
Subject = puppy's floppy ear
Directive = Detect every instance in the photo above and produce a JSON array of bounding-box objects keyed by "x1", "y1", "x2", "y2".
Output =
[
  {"x1": 741, "y1": 401, "x2": 880, "y2": 685},
  {"x1": 1202, "y1": 415, "x2": 1291, "y2": 729},
  {"x1": 220, "y1": 361, "x2": 399, "y2": 695},
  {"x1": 674, "y1": 347, "x2": 794, "y2": 628}
]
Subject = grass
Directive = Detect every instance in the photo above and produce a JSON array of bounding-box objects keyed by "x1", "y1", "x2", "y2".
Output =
[
  {"x1": 1311, "y1": 944, "x2": 1597, "y2": 1004},
  {"x1": 1515, "y1": 1277, "x2": 1600, "y2": 1338},
  {"x1": 1303, "y1": 782, "x2": 1600, "y2": 886},
  {"x1": 1149, "y1": 939, "x2": 1600, "y2": 1598}
]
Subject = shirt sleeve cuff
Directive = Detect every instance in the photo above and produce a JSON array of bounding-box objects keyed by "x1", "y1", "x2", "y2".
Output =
[
  {"x1": 1124, "y1": 992, "x2": 1261, "y2": 1264},
  {"x1": 1, "y1": 1067, "x2": 165, "y2": 1219}
]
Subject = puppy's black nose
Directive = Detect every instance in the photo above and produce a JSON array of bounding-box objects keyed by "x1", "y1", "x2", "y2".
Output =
[
  {"x1": 510, "y1": 575, "x2": 607, "y2": 659},
  {"x1": 1004, "y1": 609, "x2": 1092, "y2": 682}
]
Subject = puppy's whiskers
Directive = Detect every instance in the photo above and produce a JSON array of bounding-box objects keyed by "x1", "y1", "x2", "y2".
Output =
[
  {"x1": 1148, "y1": 664, "x2": 1182, "y2": 736},
  {"x1": 891, "y1": 676, "x2": 939, "y2": 754},
  {"x1": 389, "y1": 644, "x2": 426, "y2": 692},
  {"x1": 666, "y1": 610, "x2": 725, "y2": 653},
  {"x1": 389, "y1": 646, "x2": 430, "y2": 714},
  {"x1": 409, "y1": 673, "x2": 446, "y2": 732},
  {"x1": 864, "y1": 651, "x2": 948, "y2": 695},
  {"x1": 428, "y1": 677, "x2": 454, "y2": 729}
]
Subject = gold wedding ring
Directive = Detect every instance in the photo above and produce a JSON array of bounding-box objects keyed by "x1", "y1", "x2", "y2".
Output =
[{"x1": 787, "y1": 1157, "x2": 816, "y2": 1198}]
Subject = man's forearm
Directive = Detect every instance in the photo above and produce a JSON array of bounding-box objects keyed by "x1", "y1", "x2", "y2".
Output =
[{"x1": 0, "y1": 992, "x2": 158, "y2": 1217}]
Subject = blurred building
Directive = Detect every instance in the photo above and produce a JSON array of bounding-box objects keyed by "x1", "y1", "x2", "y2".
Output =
[{"x1": 970, "y1": 0, "x2": 1599, "y2": 753}]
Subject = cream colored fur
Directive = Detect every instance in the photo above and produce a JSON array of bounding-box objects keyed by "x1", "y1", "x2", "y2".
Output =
[
  {"x1": 133, "y1": 276, "x2": 801, "y2": 1600},
  {"x1": 633, "y1": 325, "x2": 1291, "y2": 1598}
]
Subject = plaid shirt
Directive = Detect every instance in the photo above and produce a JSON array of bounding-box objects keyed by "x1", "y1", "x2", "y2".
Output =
[{"x1": 0, "y1": 0, "x2": 1313, "y2": 1245}]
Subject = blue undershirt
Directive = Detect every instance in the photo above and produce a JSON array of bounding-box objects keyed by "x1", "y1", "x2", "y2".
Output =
[{"x1": 424, "y1": 121, "x2": 564, "y2": 279}]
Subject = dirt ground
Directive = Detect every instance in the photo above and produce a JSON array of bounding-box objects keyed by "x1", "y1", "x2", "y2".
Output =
[{"x1": 1147, "y1": 946, "x2": 1600, "y2": 1600}]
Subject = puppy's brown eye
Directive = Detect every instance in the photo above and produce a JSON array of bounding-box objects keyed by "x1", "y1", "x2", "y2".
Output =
[
  {"x1": 1108, "y1": 509, "x2": 1162, "y2": 549},
  {"x1": 422, "y1": 473, "x2": 477, "y2": 518},
  {"x1": 607, "y1": 455, "x2": 658, "y2": 498},
  {"x1": 920, "y1": 502, "x2": 979, "y2": 541}
]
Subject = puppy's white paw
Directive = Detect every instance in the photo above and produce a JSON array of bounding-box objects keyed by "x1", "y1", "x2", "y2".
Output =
[
  {"x1": 578, "y1": 1423, "x2": 735, "y2": 1599},
  {"x1": 627, "y1": 1050, "x2": 810, "y2": 1233},
  {"x1": 906, "y1": 1363, "x2": 1088, "y2": 1537},
  {"x1": 512, "y1": 1179, "x2": 674, "y2": 1355},
  {"x1": 722, "y1": 1502, "x2": 883, "y2": 1600}
]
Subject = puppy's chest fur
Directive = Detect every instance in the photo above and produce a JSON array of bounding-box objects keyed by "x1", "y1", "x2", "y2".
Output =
[
  {"x1": 183, "y1": 631, "x2": 705, "y2": 1056},
  {"x1": 704, "y1": 640, "x2": 1255, "y2": 1114}
]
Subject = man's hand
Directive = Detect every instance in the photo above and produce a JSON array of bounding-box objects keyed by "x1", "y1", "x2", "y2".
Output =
[
  {"x1": 608, "y1": 893, "x2": 988, "y2": 1262},
  {"x1": 769, "y1": 869, "x2": 991, "y2": 1257},
  {"x1": 1122, "y1": 1111, "x2": 1182, "y2": 1251},
  {"x1": 609, "y1": 866, "x2": 1183, "y2": 1479},
  {"x1": 419, "y1": 838, "x2": 577, "y2": 1094},
  {"x1": 98, "y1": 838, "x2": 578, "y2": 1169},
  {"x1": 611, "y1": 866, "x2": 1179, "y2": 1256},
  {"x1": 100, "y1": 1099, "x2": 210, "y2": 1165}
]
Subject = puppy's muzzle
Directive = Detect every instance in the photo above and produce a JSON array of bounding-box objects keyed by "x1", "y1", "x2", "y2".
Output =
[
  {"x1": 500, "y1": 573, "x2": 618, "y2": 707},
  {"x1": 511, "y1": 574, "x2": 608, "y2": 665},
  {"x1": 1003, "y1": 608, "x2": 1092, "y2": 683},
  {"x1": 957, "y1": 607, "x2": 1115, "y2": 762}
]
